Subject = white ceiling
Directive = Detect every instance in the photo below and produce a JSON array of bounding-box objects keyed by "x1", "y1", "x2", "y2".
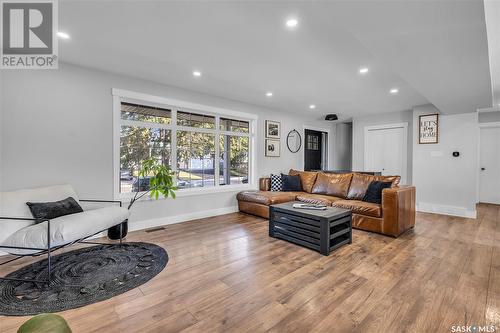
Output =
[
  {"x1": 484, "y1": 0, "x2": 500, "y2": 108},
  {"x1": 58, "y1": 0, "x2": 493, "y2": 120}
]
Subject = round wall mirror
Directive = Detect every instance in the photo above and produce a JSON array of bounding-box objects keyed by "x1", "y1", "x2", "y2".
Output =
[{"x1": 286, "y1": 129, "x2": 302, "y2": 153}]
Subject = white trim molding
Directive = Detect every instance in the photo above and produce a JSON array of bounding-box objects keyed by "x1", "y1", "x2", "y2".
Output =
[
  {"x1": 112, "y1": 88, "x2": 258, "y2": 120},
  {"x1": 478, "y1": 121, "x2": 500, "y2": 128},
  {"x1": 417, "y1": 202, "x2": 477, "y2": 219},
  {"x1": 112, "y1": 88, "x2": 257, "y2": 199},
  {"x1": 302, "y1": 125, "x2": 331, "y2": 170}
]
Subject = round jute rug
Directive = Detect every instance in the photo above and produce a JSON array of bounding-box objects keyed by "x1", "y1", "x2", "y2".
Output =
[{"x1": 0, "y1": 242, "x2": 168, "y2": 316}]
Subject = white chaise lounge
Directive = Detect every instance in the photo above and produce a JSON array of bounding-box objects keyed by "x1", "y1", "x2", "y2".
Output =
[{"x1": 0, "y1": 184, "x2": 130, "y2": 283}]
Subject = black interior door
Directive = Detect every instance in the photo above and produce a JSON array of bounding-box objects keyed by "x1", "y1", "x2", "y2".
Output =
[{"x1": 304, "y1": 129, "x2": 323, "y2": 171}]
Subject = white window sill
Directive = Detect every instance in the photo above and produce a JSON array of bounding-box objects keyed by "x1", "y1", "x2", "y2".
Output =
[{"x1": 116, "y1": 184, "x2": 254, "y2": 202}]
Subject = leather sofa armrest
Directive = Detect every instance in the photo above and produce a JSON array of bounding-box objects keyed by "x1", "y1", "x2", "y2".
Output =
[
  {"x1": 381, "y1": 185, "x2": 416, "y2": 237},
  {"x1": 259, "y1": 178, "x2": 271, "y2": 191}
]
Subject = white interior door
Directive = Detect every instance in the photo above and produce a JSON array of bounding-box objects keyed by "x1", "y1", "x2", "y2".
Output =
[
  {"x1": 364, "y1": 124, "x2": 407, "y2": 184},
  {"x1": 479, "y1": 126, "x2": 500, "y2": 204}
]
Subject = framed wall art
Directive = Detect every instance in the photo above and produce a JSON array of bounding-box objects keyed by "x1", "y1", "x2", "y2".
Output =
[
  {"x1": 419, "y1": 114, "x2": 439, "y2": 144},
  {"x1": 265, "y1": 120, "x2": 281, "y2": 139},
  {"x1": 265, "y1": 139, "x2": 280, "y2": 157}
]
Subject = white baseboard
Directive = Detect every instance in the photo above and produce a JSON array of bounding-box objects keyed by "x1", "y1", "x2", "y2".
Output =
[
  {"x1": 0, "y1": 206, "x2": 240, "y2": 256},
  {"x1": 128, "y1": 205, "x2": 240, "y2": 232},
  {"x1": 417, "y1": 202, "x2": 477, "y2": 219}
]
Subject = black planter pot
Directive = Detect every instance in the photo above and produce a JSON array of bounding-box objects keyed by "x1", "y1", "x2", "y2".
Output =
[{"x1": 108, "y1": 220, "x2": 128, "y2": 240}]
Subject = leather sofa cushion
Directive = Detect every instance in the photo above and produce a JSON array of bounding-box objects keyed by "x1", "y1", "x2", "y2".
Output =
[
  {"x1": 295, "y1": 193, "x2": 342, "y2": 206},
  {"x1": 332, "y1": 200, "x2": 382, "y2": 218},
  {"x1": 346, "y1": 173, "x2": 374, "y2": 200},
  {"x1": 375, "y1": 175, "x2": 401, "y2": 187},
  {"x1": 259, "y1": 178, "x2": 271, "y2": 191},
  {"x1": 311, "y1": 172, "x2": 353, "y2": 198},
  {"x1": 347, "y1": 174, "x2": 402, "y2": 200},
  {"x1": 238, "y1": 201, "x2": 269, "y2": 219},
  {"x1": 236, "y1": 191, "x2": 299, "y2": 206},
  {"x1": 289, "y1": 169, "x2": 318, "y2": 193}
]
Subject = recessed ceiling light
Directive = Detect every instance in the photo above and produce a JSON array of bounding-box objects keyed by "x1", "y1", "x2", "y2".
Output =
[
  {"x1": 309, "y1": 104, "x2": 316, "y2": 109},
  {"x1": 359, "y1": 67, "x2": 369, "y2": 74},
  {"x1": 193, "y1": 71, "x2": 202, "y2": 77},
  {"x1": 390, "y1": 88, "x2": 399, "y2": 94},
  {"x1": 266, "y1": 92, "x2": 273, "y2": 97},
  {"x1": 57, "y1": 32, "x2": 70, "y2": 39},
  {"x1": 286, "y1": 18, "x2": 298, "y2": 28}
]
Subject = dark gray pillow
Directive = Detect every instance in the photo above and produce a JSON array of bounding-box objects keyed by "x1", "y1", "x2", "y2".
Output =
[
  {"x1": 281, "y1": 173, "x2": 301, "y2": 191},
  {"x1": 363, "y1": 181, "x2": 392, "y2": 204},
  {"x1": 26, "y1": 197, "x2": 83, "y2": 222}
]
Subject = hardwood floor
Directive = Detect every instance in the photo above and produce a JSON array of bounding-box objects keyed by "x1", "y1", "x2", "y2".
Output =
[{"x1": 1, "y1": 204, "x2": 499, "y2": 333}]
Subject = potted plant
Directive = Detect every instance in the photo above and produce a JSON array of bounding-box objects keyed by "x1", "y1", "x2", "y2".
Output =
[
  {"x1": 108, "y1": 159, "x2": 177, "y2": 239},
  {"x1": 17, "y1": 314, "x2": 72, "y2": 333}
]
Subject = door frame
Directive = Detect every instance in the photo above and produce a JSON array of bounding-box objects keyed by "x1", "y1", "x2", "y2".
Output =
[
  {"x1": 363, "y1": 122, "x2": 408, "y2": 184},
  {"x1": 303, "y1": 125, "x2": 331, "y2": 170},
  {"x1": 477, "y1": 122, "x2": 500, "y2": 203}
]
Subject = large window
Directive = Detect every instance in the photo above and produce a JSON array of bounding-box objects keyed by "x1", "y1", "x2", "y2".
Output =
[{"x1": 117, "y1": 98, "x2": 251, "y2": 194}]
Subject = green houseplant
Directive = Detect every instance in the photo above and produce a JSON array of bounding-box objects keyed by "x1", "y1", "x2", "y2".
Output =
[
  {"x1": 108, "y1": 158, "x2": 177, "y2": 239},
  {"x1": 127, "y1": 158, "x2": 177, "y2": 209}
]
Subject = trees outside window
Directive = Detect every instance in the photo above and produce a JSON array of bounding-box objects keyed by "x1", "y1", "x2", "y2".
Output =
[{"x1": 119, "y1": 102, "x2": 250, "y2": 193}]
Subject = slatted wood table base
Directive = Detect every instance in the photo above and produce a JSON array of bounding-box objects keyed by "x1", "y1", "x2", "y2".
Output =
[{"x1": 269, "y1": 202, "x2": 352, "y2": 255}]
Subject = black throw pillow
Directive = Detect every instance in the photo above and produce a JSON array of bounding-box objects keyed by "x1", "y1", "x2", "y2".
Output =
[
  {"x1": 363, "y1": 181, "x2": 392, "y2": 204},
  {"x1": 281, "y1": 174, "x2": 301, "y2": 191},
  {"x1": 26, "y1": 197, "x2": 83, "y2": 222}
]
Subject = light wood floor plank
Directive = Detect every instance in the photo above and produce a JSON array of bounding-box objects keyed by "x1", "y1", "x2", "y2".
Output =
[{"x1": 1, "y1": 204, "x2": 499, "y2": 333}]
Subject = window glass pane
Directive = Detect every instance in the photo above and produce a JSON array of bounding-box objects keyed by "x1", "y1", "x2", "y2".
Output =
[
  {"x1": 219, "y1": 135, "x2": 249, "y2": 185},
  {"x1": 121, "y1": 102, "x2": 171, "y2": 124},
  {"x1": 220, "y1": 118, "x2": 249, "y2": 133},
  {"x1": 177, "y1": 131, "x2": 215, "y2": 188},
  {"x1": 177, "y1": 111, "x2": 215, "y2": 129},
  {"x1": 120, "y1": 126, "x2": 171, "y2": 193}
]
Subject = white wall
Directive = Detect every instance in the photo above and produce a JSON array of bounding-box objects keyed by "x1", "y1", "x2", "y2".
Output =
[
  {"x1": 412, "y1": 104, "x2": 478, "y2": 218},
  {"x1": 351, "y1": 110, "x2": 413, "y2": 184},
  {"x1": 1, "y1": 63, "x2": 333, "y2": 227},
  {"x1": 351, "y1": 104, "x2": 479, "y2": 218}
]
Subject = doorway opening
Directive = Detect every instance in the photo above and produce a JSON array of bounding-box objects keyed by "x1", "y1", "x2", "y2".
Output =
[
  {"x1": 479, "y1": 123, "x2": 500, "y2": 204},
  {"x1": 304, "y1": 129, "x2": 328, "y2": 171}
]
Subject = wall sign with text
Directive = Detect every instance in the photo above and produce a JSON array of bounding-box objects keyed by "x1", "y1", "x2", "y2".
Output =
[{"x1": 419, "y1": 114, "x2": 439, "y2": 144}]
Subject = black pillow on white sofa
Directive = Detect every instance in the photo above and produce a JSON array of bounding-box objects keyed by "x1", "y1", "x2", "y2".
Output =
[{"x1": 26, "y1": 197, "x2": 83, "y2": 222}]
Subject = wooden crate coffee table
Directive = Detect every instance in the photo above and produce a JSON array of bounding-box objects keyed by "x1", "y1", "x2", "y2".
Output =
[{"x1": 269, "y1": 201, "x2": 352, "y2": 255}]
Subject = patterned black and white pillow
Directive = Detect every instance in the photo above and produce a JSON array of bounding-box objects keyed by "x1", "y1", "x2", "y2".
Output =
[{"x1": 270, "y1": 174, "x2": 283, "y2": 192}]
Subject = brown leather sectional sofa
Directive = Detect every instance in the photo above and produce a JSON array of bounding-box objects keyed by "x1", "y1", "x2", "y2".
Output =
[{"x1": 237, "y1": 170, "x2": 416, "y2": 237}]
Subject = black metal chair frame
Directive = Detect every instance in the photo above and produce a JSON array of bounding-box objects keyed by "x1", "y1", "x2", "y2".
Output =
[{"x1": 0, "y1": 199, "x2": 127, "y2": 285}]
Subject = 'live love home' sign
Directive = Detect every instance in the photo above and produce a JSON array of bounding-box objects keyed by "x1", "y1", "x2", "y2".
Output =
[{"x1": 419, "y1": 114, "x2": 439, "y2": 144}]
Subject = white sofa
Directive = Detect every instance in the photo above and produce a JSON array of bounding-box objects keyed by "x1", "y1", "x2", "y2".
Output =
[{"x1": 0, "y1": 184, "x2": 130, "y2": 255}]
